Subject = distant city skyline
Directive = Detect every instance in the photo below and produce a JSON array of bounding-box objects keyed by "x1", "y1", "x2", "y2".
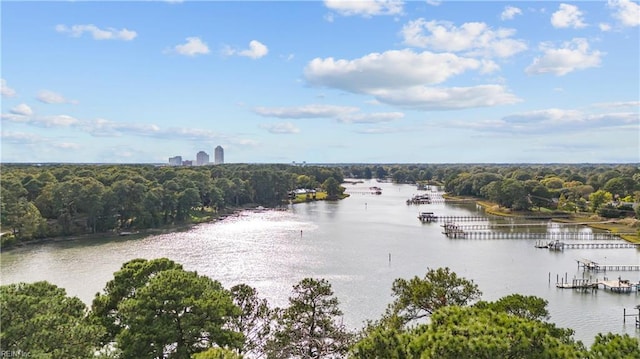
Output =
[{"x1": 1, "y1": 1, "x2": 638, "y2": 164}]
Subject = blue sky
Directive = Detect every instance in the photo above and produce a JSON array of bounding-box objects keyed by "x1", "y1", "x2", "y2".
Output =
[{"x1": 1, "y1": 0, "x2": 639, "y2": 164}]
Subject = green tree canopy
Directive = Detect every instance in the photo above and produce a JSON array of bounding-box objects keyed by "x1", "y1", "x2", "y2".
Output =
[
  {"x1": 0, "y1": 281, "x2": 104, "y2": 359},
  {"x1": 116, "y1": 269, "x2": 243, "y2": 359},
  {"x1": 407, "y1": 306, "x2": 586, "y2": 359},
  {"x1": 266, "y1": 278, "x2": 352, "y2": 359},
  {"x1": 228, "y1": 284, "x2": 273, "y2": 358},
  {"x1": 474, "y1": 293, "x2": 550, "y2": 321},
  {"x1": 386, "y1": 267, "x2": 481, "y2": 327},
  {"x1": 91, "y1": 258, "x2": 185, "y2": 345},
  {"x1": 322, "y1": 177, "x2": 344, "y2": 200}
]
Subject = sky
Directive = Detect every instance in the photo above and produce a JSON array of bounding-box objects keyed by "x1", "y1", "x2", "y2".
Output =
[{"x1": 1, "y1": 0, "x2": 639, "y2": 164}]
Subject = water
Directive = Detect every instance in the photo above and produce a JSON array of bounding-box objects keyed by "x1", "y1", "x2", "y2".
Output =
[{"x1": 1, "y1": 180, "x2": 639, "y2": 346}]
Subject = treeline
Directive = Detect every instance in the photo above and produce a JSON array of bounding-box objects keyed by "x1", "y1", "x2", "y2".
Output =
[
  {"x1": 1, "y1": 258, "x2": 638, "y2": 358},
  {"x1": 340, "y1": 163, "x2": 640, "y2": 216},
  {"x1": 0, "y1": 164, "x2": 344, "y2": 247},
  {"x1": 2, "y1": 163, "x2": 639, "y2": 248}
]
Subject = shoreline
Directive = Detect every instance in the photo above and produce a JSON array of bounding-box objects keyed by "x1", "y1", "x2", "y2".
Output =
[
  {"x1": 0, "y1": 205, "x2": 262, "y2": 253},
  {"x1": 475, "y1": 200, "x2": 639, "y2": 244},
  {"x1": 3, "y1": 195, "x2": 637, "y2": 252}
]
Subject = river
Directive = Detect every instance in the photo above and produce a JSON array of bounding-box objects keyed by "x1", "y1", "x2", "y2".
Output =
[{"x1": 1, "y1": 179, "x2": 639, "y2": 346}]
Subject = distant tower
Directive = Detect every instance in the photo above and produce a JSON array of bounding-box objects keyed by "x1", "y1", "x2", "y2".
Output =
[
  {"x1": 214, "y1": 145, "x2": 224, "y2": 165},
  {"x1": 169, "y1": 156, "x2": 182, "y2": 166},
  {"x1": 196, "y1": 151, "x2": 209, "y2": 166}
]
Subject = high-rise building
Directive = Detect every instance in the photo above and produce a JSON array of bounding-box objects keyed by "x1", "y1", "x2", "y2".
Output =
[
  {"x1": 214, "y1": 145, "x2": 224, "y2": 165},
  {"x1": 196, "y1": 151, "x2": 210, "y2": 166},
  {"x1": 169, "y1": 156, "x2": 182, "y2": 166}
]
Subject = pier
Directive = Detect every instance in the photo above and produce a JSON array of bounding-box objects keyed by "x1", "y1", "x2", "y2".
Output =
[
  {"x1": 418, "y1": 215, "x2": 490, "y2": 223},
  {"x1": 535, "y1": 240, "x2": 639, "y2": 250},
  {"x1": 442, "y1": 230, "x2": 625, "y2": 240},
  {"x1": 407, "y1": 194, "x2": 432, "y2": 205},
  {"x1": 555, "y1": 278, "x2": 640, "y2": 293},
  {"x1": 347, "y1": 187, "x2": 382, "y2": 195},
  {"x1": 577, "y1": 259, "x2": 640, "y2": 272},
  {"x1": 623, "y1": 305, "x2": 640, "y2": 328},
  {"x1": 417, "y1": 212, "x2": 437, "y2": 222}
]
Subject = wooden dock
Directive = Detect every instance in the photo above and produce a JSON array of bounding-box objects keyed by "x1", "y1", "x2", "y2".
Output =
[
  {"x1": 555, "y1": 277, "x2": 640, "y2": 293},
  {"x1": 623, "y1": 306, "x2": 640, "y2": 328},
  {"x1": 419, "y1": 215, "x2": 490, "y2": 223},
  {"x1": 451, "y1": 223, "x2": 552, "y2": 230},
  {"x1": 443, "y1": 230, "x2": 625, "y2": 240},
  {"x1": 408, "y1": 194, "x2": 432, "y2": 205},
  {"x1": 417, "y1": 212, "x2": 438, "y2": 222},
  {"x1": 535, "y1": 240, "x2": 638, "y2": 250},
  {"x1": 577, "y1": 259, "x2": 640, "y2": 272}
]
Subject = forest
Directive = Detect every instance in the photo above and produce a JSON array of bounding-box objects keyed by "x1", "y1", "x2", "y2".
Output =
[
  {"x1": 1, "y1": 163, "x2": 639, "y2": 249},
  {"x1": 1, "y1": 258, "x2": 639, "y2": 359},
  {"x1": 1, "y1": 163, "x2": 639, "y2": 357}
]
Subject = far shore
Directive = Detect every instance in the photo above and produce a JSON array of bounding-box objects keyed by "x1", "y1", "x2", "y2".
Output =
[
  {"x1": 3, "y1": 193, "x2": 638, "y2": 252},
  {"x1": 0, "y1": 205, "x2": 267, "y2": 253},
  {"x1": 474, "y1": 200, "x2": 640, "y2": 244}
]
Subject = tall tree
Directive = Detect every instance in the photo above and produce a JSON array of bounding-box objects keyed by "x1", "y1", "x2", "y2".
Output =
[
  {"x1": 407, "y1": 306, "x2": 585, "y2": 359},
  {"x1": 91, "y1": 258, "x2": 184, "y2": 345},
  {"x1": 588, "y1": 333, "x2": 640, "y2": 358},
  {"x1": 1, "y1": 281, "x2": 104, "y2": 359},
  {"x1": 228, "y1": 284, "x2": 273, "y2": 358},
  {"x1": 266, "y1": 278, "x2": 352, "y2": 359},
  {"x1": 589, "y1": 189, "x2": 613, "y2": 212},
  {"x1": 474, "y1": 294, "x2": 549, "y2": 321},
  {"x1": 115, "y1": 269, "x2": 242, "y2": 359},
  {"x1": 386, "y1": 267, "x2": 481, "y2": 327},
  {"x1": 321, "y1": 177, "x2": 343, "y2": 200}
]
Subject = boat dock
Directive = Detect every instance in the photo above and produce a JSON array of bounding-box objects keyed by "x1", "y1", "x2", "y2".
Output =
[
  {"x1": 623, "y1": 306, "x2": 640, "y2": 328},
  {"x1": 535, "y1": 240, "x2": 638, "y2": 250},
  {"x1": 418, "y1": 215, "x2": 490, "y2": 223},
  {"x1": 577, "y1": 258, "x2": 640, "y2": 272},
  {"x1": 442, "y1": 229, "x2": 625, "y2": 240},
  {"x1": 407, "y1": 194, "x2": 432, "y2": 205},
  {"x1": 555, "y1": 278, "x2": 640, "y2": 293}
]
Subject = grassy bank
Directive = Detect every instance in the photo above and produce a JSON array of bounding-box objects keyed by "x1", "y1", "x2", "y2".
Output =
[
  {"x1": 290, "y1": 191, "x2": 350, "y2": 204},
  {"x1": 475, "y1": 200, "x2": 640, "y2": 243}
]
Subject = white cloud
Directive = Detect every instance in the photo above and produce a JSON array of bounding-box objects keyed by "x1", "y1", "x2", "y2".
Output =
[
  {"x1": 84, "y1": 118, "x2": 161, "y2": 137},
  {"x1": 370, "y1": 84, "x2": 521, "y2": 110},
  {"x1": 1, "y1": 113, "x2": 30, "y2": 123},
  {"x1": 37, "y1": 115, "x2": 81, "y2": 127},
  {"x1": 10, "y1": 104, "x2": 33, "y2": 116},
  {"x1": 0, "y1": 131, "x2": 44, "y2": 144},
  {"x1": 305, "y1": 49, "x2": 485, "y2": 93},
  {"x1": 608, "y1": 0, "x2": 640, "y2": 27},
  {"x1": 36, "y1": 90, "x2": 78, "y2": 104},
  {"x1": 253, "y1": 104, "x2": 359, "y2": 118},
  {"x1": 55, "y1": 24, "x2": 137, "y2": 41},
  {"x1": 337, "y1": 112, "x2": 404, "y2": 123},
  {"x1": 171, "y1": 37, "x2": 210, "y2": 56},
  {"x1": 425, "y1": 0, "x2": 441, "y2": 6},
  {"x1": 592, "y1": 100, "x2": 640, "y2": 109},
  {"x1": 501, "y1": 6, "x2": 522, "y2": 20},
  {"x1": 525, "y1": 38, "x2": 603, "y2": 76},
  {"x1": 551, "y1": 4, "x2": 587, "y2": 28},
  {"x1": 599, "y1": 23, "x2": 612, "y2": 31},
  {"x1": 260, "y1": 122, "x2": 300, "y2": 134},
  {"x1": 324, "y1": 0, "x2": 403, "y2": 17},
  {"x1": 401, "y1": 19, "x2": 527, "y2": 58},
  {"x1": 52, "y1": 142, "x2": 82, "y2": 150},
  {"x1": 223, "y1": 40, "x2": 269, "y2": 59},
  {"x1": 465, "y1": 108, "x2": 639, "y2": 134},
  {"x1": 304, "y1": 49, "x2": 519, "y2": 110},
  {"x1": 1, "y1": 79, "x2": 17, "y2": 97},
  {"x1": 239, "y1": 40, "x2": 269, "y2": 59}
]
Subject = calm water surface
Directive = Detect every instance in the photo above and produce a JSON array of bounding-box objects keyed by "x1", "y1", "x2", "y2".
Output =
[{"x1": 2, "y1": 180, "x2": 639, "y2": 346}]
